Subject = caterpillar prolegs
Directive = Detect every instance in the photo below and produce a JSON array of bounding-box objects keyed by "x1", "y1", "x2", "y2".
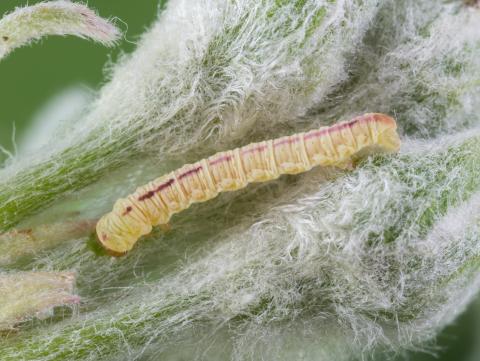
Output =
[{"x1": 96, "y1": 113, "x2": 401, "y2": 254}]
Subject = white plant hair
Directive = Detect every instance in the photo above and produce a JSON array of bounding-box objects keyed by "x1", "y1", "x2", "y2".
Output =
[
  {"x1": 0, "y1": 1, "x2": 120, "y2": 61},
  {"x1": 3, "y1": 129, "x2": 480, "y2": 360},
  {"x1": 0, "y1": 0, "x2": 479, "y2": 360}
]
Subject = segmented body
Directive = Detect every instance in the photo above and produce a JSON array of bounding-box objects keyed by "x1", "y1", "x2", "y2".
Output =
[{"x1": 97, "y1": 113, "x2": 401, "y2": 254}]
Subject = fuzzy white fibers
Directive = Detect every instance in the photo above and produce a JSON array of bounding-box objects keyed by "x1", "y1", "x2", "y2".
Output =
[
  {"x1": 5, "y1": 0, "x2": 381, "y2": 166},
  {"x1": 312, "y1": 0, "x2": 480, "y2": 137},
  {"x1": 0, "y1": 271, "x2": 78, "y2": 330},
  {"x1": 3, "y1": 130, "x2": 479, "y2": 360},
  {"x1": 3, "y1": 0, "x2": 478, "y2": 231},
  {"x1": 80, "y1": 0, "x2": 381, "y2": 153},
  {"x1": 1, "y1": 0, "x2": 480, "y2": 360},
  {"x1": 0, "y1": 1, "x2": 120, "y2": 60},
  {"x1": 0, "y1": 0, "x2": 382, "y2": 229}
]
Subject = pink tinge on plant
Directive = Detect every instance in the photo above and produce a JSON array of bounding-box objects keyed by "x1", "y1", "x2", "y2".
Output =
[
  {"x1": 0, "y1": 271, "x2": 80, "y2": 330},
  {"x1": 0, "y1": 1, "x2": 120, "y2": 60},
  {"x1": 0, "y1": 219, "x2": 98, "y2": 266},
  {"x1": 75, "y1": 5, "x2": 121, "y2": 45}
]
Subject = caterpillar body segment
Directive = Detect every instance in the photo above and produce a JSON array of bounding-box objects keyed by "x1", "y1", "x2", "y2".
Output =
[{"x1": 97, "y1": 113, "x2": 400, "y2": 254}]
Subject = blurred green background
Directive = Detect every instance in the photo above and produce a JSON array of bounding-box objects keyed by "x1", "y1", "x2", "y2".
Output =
[{"x1": 0, "y1": 1, "x2": 478, "y2": 360}]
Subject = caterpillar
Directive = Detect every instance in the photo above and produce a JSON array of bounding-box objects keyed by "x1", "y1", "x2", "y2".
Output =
[{"x1": 96, "y1": 113, "x2": 401, "y2": 255}]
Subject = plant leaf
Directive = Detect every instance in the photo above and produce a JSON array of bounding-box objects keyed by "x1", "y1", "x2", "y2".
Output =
[{"x1": 0, "y1": 0, "x2": 120, "y2": 61}]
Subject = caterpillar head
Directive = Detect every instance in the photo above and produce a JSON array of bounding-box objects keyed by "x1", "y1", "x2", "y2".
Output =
[
  {"x1": 349, "y1": 113, "x2": 401, "y2": 165},
  {"x1": 96, "y1": 199, "x2": 152, "y2": 256},
  {"x1": 371, "y1": 113, "x2": 401, "y2": 153}
]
